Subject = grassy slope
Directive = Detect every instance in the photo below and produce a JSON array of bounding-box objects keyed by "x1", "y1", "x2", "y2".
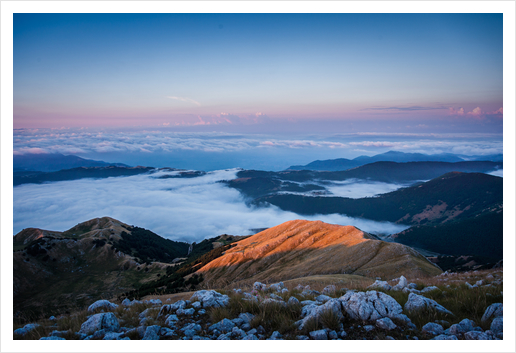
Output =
[{"x1": 195, "y1": 220, "x2": 441, "y2": 289}]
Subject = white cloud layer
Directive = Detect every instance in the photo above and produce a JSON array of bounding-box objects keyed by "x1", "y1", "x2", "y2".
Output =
[{"x1": 13, "y1": 170, "x2": 409, "y2": 242}]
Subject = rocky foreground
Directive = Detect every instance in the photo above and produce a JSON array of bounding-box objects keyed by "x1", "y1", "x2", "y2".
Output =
[{"x1": 14, "y1": 272, "x2": 503, "y2": 341}]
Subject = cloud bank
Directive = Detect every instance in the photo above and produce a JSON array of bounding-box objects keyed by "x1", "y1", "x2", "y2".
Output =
[{"x1": 13, "y1": 170, "x2": 410, "y2": 242}]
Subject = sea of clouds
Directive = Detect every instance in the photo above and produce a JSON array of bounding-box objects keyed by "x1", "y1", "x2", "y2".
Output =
[
  {"x1": 13, "y1": 128, "x2": 503, "y2": 171},
  {"x1": 13, "y1": 169, "x2": 410, "y2": 242}
]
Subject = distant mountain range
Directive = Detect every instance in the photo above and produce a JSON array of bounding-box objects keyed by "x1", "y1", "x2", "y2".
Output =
[
  {"x1": 287, "y1": 151, "x2": 503, "y2": 171},
  {"x1": 14, "y1": 153, "x2": 129, "y2": 172},
  {"x1": 226, "y1": 161, "x2": 502, "y2": 199},
  {"x1": 13, "y1": 166, "x2": 155, "y2": 186}
]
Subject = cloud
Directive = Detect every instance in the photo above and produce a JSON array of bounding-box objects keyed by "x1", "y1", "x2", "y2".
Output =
[
  {"x1": 349, "y1": 141, "x2": 397, "y2": 147},
  {"x1": 364, "y1": 106, "x2": 446, "y2": 112},
  {"x1": 13, "y1": 170, "x2": 410, "y2": 242},
  {"x1": 468, "y1": 107, "x2": 483, "y2": 116},
  {"x1": 489, "y1": 107, "x2": 503, "y2": 115},
  {"x1": 167, "y1": 96, "x2": 201, "y2": 106},
  {"x1": 448, "y1": 107, "x2": 465, "y2": 115}
]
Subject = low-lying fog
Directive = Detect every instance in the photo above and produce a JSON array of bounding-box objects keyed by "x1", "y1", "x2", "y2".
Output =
[{"x1": 13, "y1": 169, "x2": 410, "y2": 242}]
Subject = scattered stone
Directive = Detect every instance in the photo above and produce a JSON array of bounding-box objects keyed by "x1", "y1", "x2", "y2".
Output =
[
  {"x1": 367, "y1": 280, "x2": 391, "y2": 291},
  {"x1": 385, "y1": 336, "x2": 395, "y2": 340},
  {"x1": 481, "y1": 303, "x2": 503, "y2": 323},
  {"x1": 87, "y1": 300, "x2": 118, "y2": 313},
  {"x1": 14, "y1": 323, "x2": 40, "y2": 337},
  {"x1": 177, "y1": 308, "x2": 195, "y2": 316},
  {"x1": 432, "y1": 334, "x2": 458, "y2": 340},
  {"x1": 40, "y1": 336, "x2": 65, "y2": 340},
  {"x1": 449, "y1": 319, "x2": 475, "y2": 335},
  {"x1": 299, "y1": 299, "x2": 343, "y2": 330},
  {"x1": 233, "y1": 288, "x2": 242, "y2": 294},
  {"x1": 79, "y1": 312, "x2": 120, "y2": 336},
  {"x1": 217, "y1": 333, "x2": 231, "y2": 340},
  {"x1": 422, "y1": 322, "x2": 444, "y2": 336},
  {"x1": 340, "y1": 290, "x2": 403, "y2": 322},
  {"x1": 376, "y1": 317, "x2": 397, "y2": 330},
  {"x1": 182, "y1": 323, "x2": 202, "y2": 338},
  {"x1": 297, "y1": 335, "x2": 310, "y2": 340},
  {"x1": 103, "y1": 332, "x2": 124, "y2": 340},
  {"x1": 146, "y1": 299, "x2": 162, "y2": 306},
  {"x1": 269, "y1": 282, "x2": 285, "y2": 292},
  {"x1": 315, "y1": 295, "x2": 332, "y2": 303},
  {"x1": 281, "y1": 288, "x2": 289, "y2": 294},
  {"x1": 490, "y1": 317, "x2": 503, "y2": 333},
  {"x1": 191, "y1": 301, "x2": 201, "y2": 310},
  {"x1": 49, "y1": 316, "x2": 56, "y2": 321},
  {"x1": 404, "y1": 293, "x2": 454, "y2": 316},
  {"x1": 328, "y1": 330, "x2": 338, "y2": 339},
  {"x1": 253, "y1": 282, "x2": 267, "y2": 291},
  {"x1": 268, "y1": 331, "x2": 282, "y2": 340},
  {"x1": 164, "y1": 314, "x2": 179, "y2": 328},
  {"x1": 261, "y1": 298, "x2": 287, "y2": 307},
  {"x1": 465, "y1": 331, "x2": 490, "y2": 340},
  {"x1": 142, "y1": 325, "x2": 160, "y2": 340},
  {"x1": 160, "y1": 327, "x2": 175, "y2": 338},
  {"x1": 363, "y1": 325, "x2": 375, "y2": 332},
  {"x1": 242, "y1": 334, "x2": 258, "y2": 340},
  {"x1": 421, "y1": 286, "x2": 439, "y2": 293},
  {"x1": 209, "y1": 318, "x2": 235, "y2": 333},
  {"x1": 322, "y1": 285, "x2": 336, "y2": 295},
  {"x1": 339, "y1": 330, "x2": 347, "y2": 338},
  {"x1": 391, "y1": 276, "x2": 408, "y2": 291},
  {"x1": 309, "y1": 329, "x2": 328, "y2": 340},
  {"x1": 287, "y1": 296, "x2": 300, "y2": 305},
  {"x1": 269, "y1": 293, "x2": 283, "y2": 301},
  {"x1": 190, "y1": 290, "x2": 229, "y2": 308},
  {"x1": 408, "y1": 283, "x2": 418, "y2": 289},
  {"x1": 121, "y1": 298, "x2": 132, "y2": 306}
]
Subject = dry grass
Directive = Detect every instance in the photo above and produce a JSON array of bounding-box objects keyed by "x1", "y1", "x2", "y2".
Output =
[{"x1": 196, "y1": 220, "x2": 441, "y2": 289}]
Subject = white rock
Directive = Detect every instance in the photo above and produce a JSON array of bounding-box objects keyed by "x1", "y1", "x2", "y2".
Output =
[
  {"x1": 340, "y1": 290, "x2": 402, "y2": 322},
  {"x1": 79, "y1": 312, "x2": 120, "y2": 336},
  {"x1": 190, "y1": 290, "x2": 229, "y2": 308},
  {"x1": 368, "y1": 280, "x2": 392, "y2": 291},
  {"x1": 481, "y1": 303, "x2": 503, "y2": 323},
  {"x1": 391, "y1": 276, "x2": 408, "y2": 291},
  {"x1": 298, "y1": 299, "x2": 343, "y2": 330},
  {"x1": 404, "y1": 293, "x2": 453, "y2": 316},
  {"x1": 376, "y1": 317, "x2": 397, "y2": 330},
  {"x1": 87, "y1": 299, "x2": 118, "y2": 313}
]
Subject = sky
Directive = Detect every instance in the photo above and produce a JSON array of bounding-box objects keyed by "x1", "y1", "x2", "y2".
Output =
[{"x1": 13, "y1": 13, "x2": 504, "y2": 133}]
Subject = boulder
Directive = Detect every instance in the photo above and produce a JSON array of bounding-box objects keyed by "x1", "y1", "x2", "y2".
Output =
[
  {"x1": 160, "y1": 327, "x2": 175, "y2": 338},
  {"x1": 103, "y1": 332, "x2": 124, "y2": 340},
  {"x1": 181, "y1": 323, "x2": 202, "y2": 337},
  {"x1": 432, "y1": 334, "x2": 458, "y2": 340},
  {"x1": 121, "y1": 298, "x2": 132, "y2": 306},
  {"x1": 421, "y1": 322, "x2": 444, "y2": 336},
  {"x1": 339, "y1": 290, "x2": 402, "y2": 322},
  {"x1": 269, "y1": 282, "x2": 285, "y2": 292},
  {"x1": 79, "y1": 312, "x2": 120, "y2": 336},
  {"x1": 376, "y1": 317, "x2": 397, "y2": 330},
  {"x1": 391, "y1": 276, "x2": 408, "y2": 291},
  {"x1": 449, "y1": 319, "x2": 475, "y2": 336},
  {"x1": 253, "y1": 282, "x2": 267, "y2": 291},
  {"x1": 164, "y1": 314, "x2": 179, "y2": 328},
  {"x1": 298, "y1": 299, "x2": 343, "y2": 330},
  {"x1": 287, "y1": 296, "x2": 300, "y2": 306},
  {"x1": 261, "y1": 298, "x2": 287, "y2": 307},
  {"x1": 490, "y1": 317, "x2": 503, "y2": 333},
  {"x1": 367, "y1": 280, "x2": 392, "y2": 291},
  {"x1": 87, "y1": 300, "x2": 118, "y2": 313},
  {"x1": 481, "y1": 303, "x2": 503, "y2": 323},
  {"x1": 464, "y1": 331, "x2": 490, "y2": 340},
  {"x1": 404, "y1": 293, "x2": 453, "y2": 316},
  {"x1": 209, "y1": 318, "x2": 235, "y2": 333},
  {"x1": 322, "y1": 285, "x2": 337, "y2": 295},
  {"x1": 142, "y1": 325, "x2": 160, "y2": 340},
  {"x1": 190, "y1": 290, "x2": 229, "y2": 308},
  {"x1": 363, "y1": 325, "x2": 375, "y2": 332},
  {"x1": 238, "y1": 312, "x2": 255, "y2": 325},
  {"x1": 315, "y1": 295, "x2": 332, "y2": 303},
  {"x1": 14, "y1": 323, "x2": 40, "y2": 337},
  {"x1": 309, "y1": 329, "x2": 328, "y2": 340},
  {"x1": 421, "y1": 286, "x2": 440, "y2": 293}
]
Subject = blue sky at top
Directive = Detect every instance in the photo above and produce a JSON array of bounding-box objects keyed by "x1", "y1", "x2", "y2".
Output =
[{"x1": 13, "y1": 13, "x2": 503, "y2": 132}]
